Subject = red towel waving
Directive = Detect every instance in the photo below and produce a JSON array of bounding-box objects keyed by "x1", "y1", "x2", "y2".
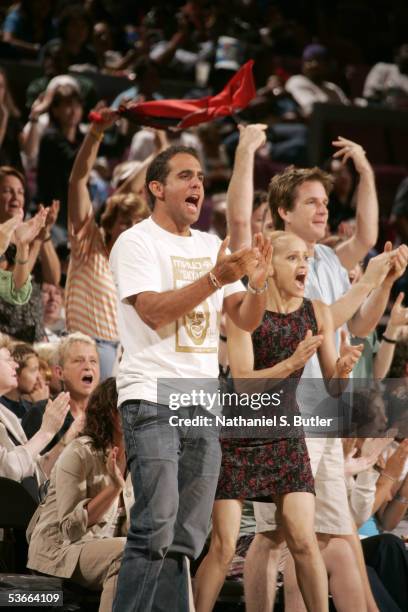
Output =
[{"x1": 89, "y1": 60, "x2": 256, "y2": 129}]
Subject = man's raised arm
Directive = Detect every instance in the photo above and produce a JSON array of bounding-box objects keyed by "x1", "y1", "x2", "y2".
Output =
[
  {"x1": 226, "y1": 124, "x2": 267, "y2": 251},
  {"x1": 333, "y1": 137, "x2": 379, "y2": 270}
]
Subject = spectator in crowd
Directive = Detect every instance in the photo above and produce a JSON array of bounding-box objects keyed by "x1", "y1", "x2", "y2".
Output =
[
  {"x1": 66, "y1": 109, "x2": 150, "y2": 380},
  {"x1": 0, "y1": 207, "x2": 47, "y2": 306},
  {"x1": 26, "y1": 377, "x2": 132, "y2": 612},
  {"x1": 128, "y1": 122, "x2": 204, "y2": 172},
  {"x1": 385, "y1": 337, "x2": 408, "y2": 440},
  {"x1": 0, "y1": 167, "x2": 60, "y2": 342},
  {"x1": 0, "y1": 67, "x2": 24, "y2": 171},
  {"x1": 36, "y1": 84, "x2": 84, "y2": 238},
  {"x1": 109, "y1": 144, "x2": 271, "y2": 611},
  {"x1": 363, "y1": 43, "x2": 408, "y2": 109},
  {"x1": 22, "y1": 332, "x2": 99, "y2": 452},
  {"x1": 33, "y1": 341, "x2": 62, "y2": 398},
  {"x1": 285, "y1": 43, "x2": 349, "y2": 118},
  {"x1": 2, "y1": 0, "x2": 56, "y2": 57},
  {"x1": 92, "y1": 21, "x2": 124, "y2": 73},
  {"x1": 41, "y1": 282, "x2": 65, "y2": 341},
  {"x1": 1, "y1": 342, "x2": 46, "y2": 420},
  {"x1": 26, "y1": 42, "x2": 97, "y2": 116},
  {"x1": 344, "y1": 435, "x2": 408, "y2": 612},
  {"x1": 326, "y1": 156, "x2": 358, "y2": 232},
  {"x1": 40, "y1": 4, "x2": 98, "y2": 70},
  {"x1": 111, "y1": 56, "x2": 163, "y2": 110},
  {"x1": 0, "y1": 333, "x2": 70, "y2": 485}
]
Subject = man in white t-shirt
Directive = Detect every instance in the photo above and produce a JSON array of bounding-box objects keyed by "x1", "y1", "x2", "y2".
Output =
[{"x1": 109, "y1": 145, "x2": 271, "y2": 612}]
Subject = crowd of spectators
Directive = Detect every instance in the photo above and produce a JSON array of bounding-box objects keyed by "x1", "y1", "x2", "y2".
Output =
[{"x1": 0, "y1": 1, "x2": 408, "y2": 611}]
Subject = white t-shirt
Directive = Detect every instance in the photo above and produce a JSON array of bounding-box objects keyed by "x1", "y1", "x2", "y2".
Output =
[
  {"x1": 109, "y1": 217, "x2": 244, "y2": 404},
  {"x1": 285, "y1": 74, "x2": 349, "y2": 117}
]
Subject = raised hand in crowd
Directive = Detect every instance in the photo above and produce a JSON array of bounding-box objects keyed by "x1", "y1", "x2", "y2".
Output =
[
  {"x1": 382, "y1": 242, "x2": 408, "y2": 286},
  {"x1": 343, "y1": 438, "x2": 379, "y2": 477},
  {"x1": 226, "y1": 123, "x2": 268, "y2": 251},
  {"x1": 14, "y1": 206, "x2": 48, "y2": 247},
  {"x1": 39, "y1": 200, "x2": 60, "y2": 241},
  {"x1": 288, "y1": 328, "x2": 324, "y2": 370},
  {"x1": 29, "y1": 88, "x2": 56, "y2": 122},
  {"x1": 0, "y1": 210, "x2": 23, "y2": 254},
  {"x1": 332, "y1": 137, "x2": 372, "y2": 174},
  {"x1": 212, "y1": 233, "x2": 271, "y2": 287},
  {"x1": 332, "y1": 136, "x2": 378, "y2": 271},
  {"x1": 360, "y1": 243, "x2": 405, "y2": 289},
  {"x1": 12, "y1": 206, "x2": 48, "y2": 290},
  {"x1": 374, "y1": 439, "x2": 408, "y2": 521},
  {"x1": 246, "y1": 232, "x2": 273, "y2": 290},
  {"x1": 21, "y1": 391, "x2": 71, "y2": 478},
  {"x1": 40, "y1": 392, "x2": 71, "y2": 439},
  {"x1": 237, "y1": 122, "x2": 268, "y2": 151},
  {"x1": 89, "y1": 104, "x2": 118, "y2": 133},
  {"x1": 106, "y1": 446, "x2": 126, "y2": 491},
  {"x1": 388, "y1": 292, "x2": 408, "y2": 328},
  {"x1": 335, "y1": 329, "x2": 364, "y2": 377}
]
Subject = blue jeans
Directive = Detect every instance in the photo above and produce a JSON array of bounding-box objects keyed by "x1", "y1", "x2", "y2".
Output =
[
  {"x1": 94, "y1": 338, "x2": 119, "y2": 381},
  {"x1": 113, "y1": 400, "x2": 221, "y2": 612}
]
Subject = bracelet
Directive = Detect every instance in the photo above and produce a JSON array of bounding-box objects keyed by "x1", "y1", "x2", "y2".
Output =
[
  {"x1": 89, "y1": 127, "x2": 104, "y2": 142},
  {"x1": 29, "y1": 117, "x2": 39, "y2": 123},
  {"x1": 382, "y1": 335, "x2": 397, "y2": 344},
  {"x1": 380, "y1": 472, "x2": 397, "y2": 483},
  {"x1": 219, "y1": 334, "x2": 227, "y2": 342},
  {"x1": 335, "y1": 357, "x2": 352, "y2": 375},
  {"x1": 208, "y1": 271, "x2": 222, "y2": 290},
  {"x1": 15, "y1": 257, "x2": 29, "y2": 265},
  {"x1": 43, "y1": 235, "x2": 52, "y2": 242},
  {"x1": 247, "y1": 281, "x2": 268, "y2": 295}
]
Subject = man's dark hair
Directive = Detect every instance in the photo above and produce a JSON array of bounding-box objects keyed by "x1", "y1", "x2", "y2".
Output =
[{"x1": 145, "y1": 145, "x2": 200, "y2": 208}]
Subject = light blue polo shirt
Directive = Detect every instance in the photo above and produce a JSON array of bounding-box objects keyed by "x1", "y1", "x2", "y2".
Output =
[{"x1": 297, "y1": 244, "x2": 352, "y2": 429}]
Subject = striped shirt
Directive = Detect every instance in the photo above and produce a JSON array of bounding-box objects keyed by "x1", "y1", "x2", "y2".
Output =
[{"x1": 65, "y1": 213, "x2": 118, "y2": 341}]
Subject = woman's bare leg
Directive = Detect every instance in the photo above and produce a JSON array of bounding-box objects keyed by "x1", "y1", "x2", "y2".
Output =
[
  {"x1": 278, "y1": 492, "x2": 328, "y2": 612},
  {"x1": 244, "y1": 529, "x2": 285, "y2": 612},
  {"x1": 193, "y1": 499, "x2": 242, "y2": 612}
]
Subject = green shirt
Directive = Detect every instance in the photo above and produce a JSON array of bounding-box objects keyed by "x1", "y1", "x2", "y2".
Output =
[
  {"x1": 351, "y1": 331, "x2": 379, "y2": 381},
  {"x1": 0, "y1": 269, "x2": 32, "y2": 305}
]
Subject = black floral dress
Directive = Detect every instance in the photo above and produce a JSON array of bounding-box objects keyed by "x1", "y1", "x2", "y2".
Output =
[{"x1": 215, "y1": 299, "x2": 316, "y2": 501}]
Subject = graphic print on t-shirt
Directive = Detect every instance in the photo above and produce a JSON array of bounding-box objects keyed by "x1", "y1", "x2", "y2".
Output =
[{"x1": 172, "y1": 256, "x2": 219, "y2": 353}]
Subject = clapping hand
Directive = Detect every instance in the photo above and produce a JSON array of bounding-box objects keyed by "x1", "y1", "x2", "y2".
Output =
[
  {"x1": 14, "y1": 206, "x2": 47, "y2": 247},
  {"x1": 336, "y1": 329, "x2": 363, "y2": 376},
  {"x1": 247, "y1": 233, "x2": 273, "y2": 290},
  {"x1": 106, "y1": 446, "x2": 126, "y2": 491},
  {"x1": 0, "y1": 211, "x2": 23, "y2": 254}
]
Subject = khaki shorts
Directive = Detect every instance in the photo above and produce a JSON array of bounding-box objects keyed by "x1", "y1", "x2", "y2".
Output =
[{"x1": 254, "y1": 437, "x2": 353, "y2": 535}]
